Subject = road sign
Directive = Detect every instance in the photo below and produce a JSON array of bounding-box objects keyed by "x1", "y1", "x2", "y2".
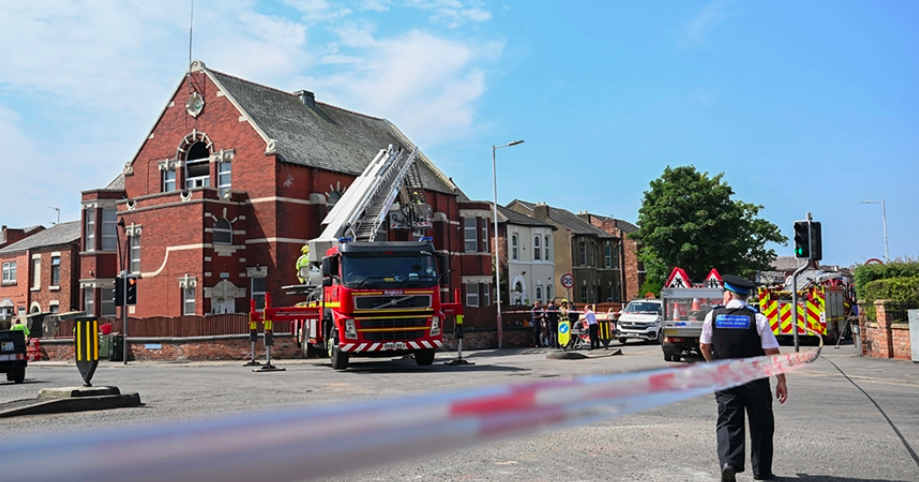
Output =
[
  {"x1": 558, "y1": 320, "x2": 570, "y2": 347},
  {"x1": 704, "y1": 268, "x2": 723, "y2": 289},
  {"x1": 560, "y1": 273, "x2": 574, "y2": 289},
  {"x1": 665, "y1": 267, "x2": 691, "y2": 288}
]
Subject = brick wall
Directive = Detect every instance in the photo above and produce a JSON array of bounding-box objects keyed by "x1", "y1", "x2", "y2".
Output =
[
  {"x1": 37, "y1": 326, "x2": 539, "y2": 362},
  {"x1": 858, "y1": 300, "x2": 913, "y2": 359}
]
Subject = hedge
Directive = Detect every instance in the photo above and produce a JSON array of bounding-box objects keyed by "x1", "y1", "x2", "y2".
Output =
[
  {"x1": 853, "y1": 261, "x2": 919, "y2": 300},
  {"x1": 862, "y1": 276, "x2": 919, "y2": 321}
]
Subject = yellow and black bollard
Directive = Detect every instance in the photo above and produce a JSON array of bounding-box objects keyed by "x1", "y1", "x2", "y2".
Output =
[
  {"x1": 254, "y1": 294, "x2": 284, "y2": 372},
  {"x1": 74, "y1": 316, "x2": 99, "y2": 387},
  {"x1": 244, "y1": 303, "x2": 261, "y2": 367},
  {"x1": 445, "y1": 314, "x2": 473, "y2": 366},
  {"x1": 599, "y1": 318, "x2": 612, "y2": 349}
]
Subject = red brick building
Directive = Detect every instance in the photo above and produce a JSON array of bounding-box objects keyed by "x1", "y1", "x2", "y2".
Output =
[
  {"x1": 0, "y1": 222, "x2": 82, "y2": 324},
  {"x1": 78, "y1": 60, "x2": 490, "y2": 320}
]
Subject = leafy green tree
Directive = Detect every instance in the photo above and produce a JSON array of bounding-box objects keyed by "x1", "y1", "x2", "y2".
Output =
[{"x1": 633, "y1": 166, "x2": 787, "y2": 284}]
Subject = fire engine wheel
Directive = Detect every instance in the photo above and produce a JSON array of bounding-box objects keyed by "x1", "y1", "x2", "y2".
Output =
[
  {"x1": 328, "y1": 329, "x2": 349, "y2": 370},
  {"x1": 414, "y1": 349, "x2": 436, "y2": 366}
]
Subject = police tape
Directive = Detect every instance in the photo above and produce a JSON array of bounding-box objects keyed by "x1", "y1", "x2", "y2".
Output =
[{"x1": 3, "y1": 346, "x2": 820, "y2": 482}]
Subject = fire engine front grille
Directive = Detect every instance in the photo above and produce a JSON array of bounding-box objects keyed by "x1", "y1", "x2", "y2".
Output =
[
  {"x1": 359, "y1": 318, "x2": 428, "y2": 329},
  {"x1": 354, "y1": 295, "x2": 431, "y2": 310},
  {"x1": 363, "y1": 330, "x2": 426, "y2": 341}
]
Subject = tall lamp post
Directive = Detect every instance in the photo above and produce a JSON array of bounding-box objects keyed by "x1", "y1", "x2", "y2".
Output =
[
  {"x1": 492, "y1": 139, "x2": 524, "y2": 349},
  {"x1": 860, "y1": 200, "x2": 889, "y2": 262}
]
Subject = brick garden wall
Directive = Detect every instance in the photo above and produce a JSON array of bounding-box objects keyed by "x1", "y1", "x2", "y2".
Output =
[
  {"x1": 858, "y1": 300, "x2": 913, "y2": 360},
  {"x1": 36, "y1": 326, "x2": 541, "y2": 362}
]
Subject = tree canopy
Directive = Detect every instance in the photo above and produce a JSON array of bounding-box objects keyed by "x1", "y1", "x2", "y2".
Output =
[{"x1": 632, "y1": 166, "x2": 786, "y2": 284}]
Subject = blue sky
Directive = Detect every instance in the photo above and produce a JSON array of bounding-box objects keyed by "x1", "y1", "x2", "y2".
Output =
[{"x1": 1, "y1": 0, "x2": 916, "y2": 269}]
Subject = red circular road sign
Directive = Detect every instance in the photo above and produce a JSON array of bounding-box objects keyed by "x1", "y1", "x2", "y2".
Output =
[{"x1": 560, "y1": 273, "x2": 574, "y2": 289}]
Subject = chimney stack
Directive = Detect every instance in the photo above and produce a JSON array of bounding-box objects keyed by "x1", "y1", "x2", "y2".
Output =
[{"x1": 295, "y1": 90, "x2": 316, "y2": 109}]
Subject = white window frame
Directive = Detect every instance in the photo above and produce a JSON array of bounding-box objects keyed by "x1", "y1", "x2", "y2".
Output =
[
  {"x1": 217, "y1": 161, "x2": 231, "y2": 197},
  {"x1": 251, "y1": 276, "x2": 267, "y2": 311},
  {"x1": 101, "y1": 209, "x2": 118, "y2": 251},
  {"x1": 480, "y1": 218, "x2": 489, "y2": 253},
  {"x1": 163, "y1": 169, "x2": 176, "y2": 192},
  {"x1": 51, "y1": 256, "x2": 61, "y2": 286},
  {"x1": 533, "y1": 235, "x2": 541, "y2": 261},
  {"x1": 511, "y1": 234, "x2": 518, "y2": 260},
  {"x1": 100, "y1": 286, "x2": 116, "y2": 317},
  {"x1": 2, "y1": 261, "x2": 16, "y2": 284},
  {"x1": 130, "y1": 234, "x2": 141, "y2": 274},
  {"x1": 465, "y1": 282, "x2": 479, "y2": 307},
  {"x1": 545, "y1": 235, "x2": 550, "y2": 261},
  {"x1": 546, "y1": 285, "x2": 553, "y2": 302},
  {"x1": 183, "y1": 286, "x2": 196, "y2": 315},
  {"x1": 31, "y1": 258, "x2": 41, "y2": 289},
  {"x1": 464, "y1": 218, "x2": 477, "y2": 252},
  {"x1": 83, "y1": 287, "x2": 94, "y2": 315},
  {"x1": 535, "y1": 285, "x2": 543, "y2": 302},
  {"x1": 185, "y1": 159, "x2": 211, "y2": 189},
  {"x1": 85, "y1": 210, "x2": 95, "y2": 252},
  {"x1": 214, "y1": 218, "x2": 232, "y2": 245},
  {"x1": 483, "y1": 283, "x2": 491, "y2": 306}
]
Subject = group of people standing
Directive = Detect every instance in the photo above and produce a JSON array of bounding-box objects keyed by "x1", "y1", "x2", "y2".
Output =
[{"x1": 530, "y1": 300, "x2": 602, "y2": 350}]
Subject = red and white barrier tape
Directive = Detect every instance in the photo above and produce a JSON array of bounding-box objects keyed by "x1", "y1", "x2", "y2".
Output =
[{"x1": 2, "y1": 347, "x2": 820, "y2": 482}]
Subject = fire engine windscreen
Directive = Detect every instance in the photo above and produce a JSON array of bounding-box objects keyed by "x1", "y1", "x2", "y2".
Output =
[{"x1": 341, "y1": 252, "x2": 438, "y2": 288}]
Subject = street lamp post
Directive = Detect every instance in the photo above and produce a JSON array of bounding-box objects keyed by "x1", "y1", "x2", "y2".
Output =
[
  {"x1": 492, "y1": 140, "x2": 524, "y2": 349},
  {"x1": 861, "y1": 200, "x2": 889, "y2": 262}
]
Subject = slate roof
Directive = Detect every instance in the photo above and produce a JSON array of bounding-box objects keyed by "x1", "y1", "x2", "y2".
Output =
[
  {"x1": 496, "y1": 205, "x2": 556, "y2": 229},
  {"x1": 0, "y1": 221, "x2": 81, "y2": 254},
  {"x1": 208, "y1": 69, "x2": 460, "y2": 196},
  {"x1": 511, "y1": 200, "x2": 613, "y2": 238},
  {"x1": 585, "y1": 213, "x2": 639, "y2": 234},
  {"x1": 0, "y1": 226, "x2": 43, "y2": 247},
  {"x1": 771, "y1": 256, "x2": 807, "y2": 271}
]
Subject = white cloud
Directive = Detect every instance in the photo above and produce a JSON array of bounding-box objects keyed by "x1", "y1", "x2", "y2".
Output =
[
  {"x1": 403, "y1": 0, "x2": 492, "y2": 28},
  {"x1": 0, "y1": 0, "x2": 500, "y2": 228},
  {"x1": 682, "y1": 0, "x2": 731, "y2": 47},
  {"x1": 302, "y1": 29, "x2": 503, "y2": 145}
]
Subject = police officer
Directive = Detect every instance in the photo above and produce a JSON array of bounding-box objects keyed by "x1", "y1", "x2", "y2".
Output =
[
  {"x1": 296, "y1": 245, "x2": 310, "y2": 284},
  {"x1": 700, "y1": 274, "x2": 787, "y2": 482}
]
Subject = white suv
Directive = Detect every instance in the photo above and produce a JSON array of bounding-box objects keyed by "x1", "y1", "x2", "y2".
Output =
[{"x1": 617, "y1": 299, "x2": 663, "y2": 344}]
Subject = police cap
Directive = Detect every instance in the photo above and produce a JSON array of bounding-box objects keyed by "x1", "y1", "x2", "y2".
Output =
[{"x1": 722, "y1": 274, "x2": 755, "y2": 295}]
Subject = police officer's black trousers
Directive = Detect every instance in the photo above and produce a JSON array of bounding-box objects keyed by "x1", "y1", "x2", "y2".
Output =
[
  {"x1": 532, "y1": 324, "x2": 542, "y2": 347},
  {"x1": 715, "y1": 378, "x2": 774, "y2": 477}
]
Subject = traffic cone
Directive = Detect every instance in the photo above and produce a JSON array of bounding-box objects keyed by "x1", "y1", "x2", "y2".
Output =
[{"x1": 691, "y1": 298, "x2": 701, "y2": 312}]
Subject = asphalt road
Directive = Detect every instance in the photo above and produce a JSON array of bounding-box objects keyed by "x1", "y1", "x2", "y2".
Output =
[{"x1": 2, "y1": 342, "x2": 918, "y2": 482}]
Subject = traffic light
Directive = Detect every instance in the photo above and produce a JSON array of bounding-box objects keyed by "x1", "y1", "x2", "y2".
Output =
[
  {"x1": 126, "y1": 276, "x2": 138, "y2": 305},
  {"x1": 809, "y1": 222, "x2": 822, "y2": 261},
  {"x1": 793, "y1": 221, "x2": 811, "y2": 259},
  {"x1": 114, "y1": 276, "x2": 124, "y2": 306}
]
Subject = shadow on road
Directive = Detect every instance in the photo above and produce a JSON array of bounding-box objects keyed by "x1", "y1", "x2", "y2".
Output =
[
  {"x1": 337, "y1": 358, "x2": 528, "y2": 374},
  {"x1": 781, "y1": 474, "x2": 916, "y2": 482}
]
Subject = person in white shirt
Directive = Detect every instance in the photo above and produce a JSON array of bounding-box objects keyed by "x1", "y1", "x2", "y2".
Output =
[{"x1": 583, "y1": 304, "x2": 599, "y2": 350}]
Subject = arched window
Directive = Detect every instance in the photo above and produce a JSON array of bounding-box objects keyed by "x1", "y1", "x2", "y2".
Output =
[
  {"x1": 544, "y1": 235, "x2": 550, "y2": 261},
  {"x1": 535, "y1": 286, "x2": 543, "y2": 302},
  {"x1": 214, "y1": 218, "x2": 232, "y2": 245},
  {"x1": 533, "y1": 235, "x2": 541, "y2": 261},
  {"x1": 511, "y1": 234, "x2": 518, "y2": 260},
  {"x1": 185, "y1": 142, "x2": 211, "y2": 188}
]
